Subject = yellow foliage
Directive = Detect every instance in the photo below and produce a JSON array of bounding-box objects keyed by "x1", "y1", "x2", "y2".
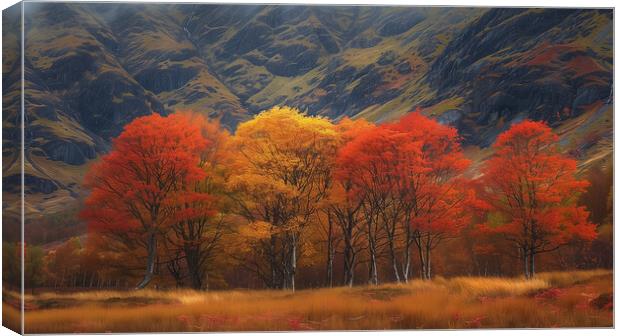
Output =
[
  {"x1": 229, "y1": 106, "x2": 339, "y2": 233},
  {"x1": 238, "y1": 221, "x2": 276, "y2": 240}
]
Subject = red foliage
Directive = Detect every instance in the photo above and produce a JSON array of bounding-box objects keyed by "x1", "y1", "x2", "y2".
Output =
[
  {"x1": 336, "y1": 110, "x2": 471, "y2": 235},
  {"x1": 80, "y1": 113, "x2": 211, "y2": 287},
  {"x1": 335, "y1": 110, "x2": 473, "y2": 278},
  {"x1": 478, "y1": 120, "x2": 597, "y2": 275},
  {"x1": 82, "y1": 113, "x2": 209, "y2": 233}
]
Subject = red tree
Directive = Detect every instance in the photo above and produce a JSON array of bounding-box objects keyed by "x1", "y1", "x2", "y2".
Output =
[
  {"x1": 478, "y1": 120, "x2": 596, "y2": 278},
  {"x1": 387, "y1": 112, "x2": 472, "y2": 280},
  {"x1": 336, "y1": 110, "x2": 471, "y2": 281},
  {"x1": 336, "y1": 124, "x2": 411, "y2": 284},
  {"x1": 81, "y1": 113, "x2": 209, "y2": 289}
]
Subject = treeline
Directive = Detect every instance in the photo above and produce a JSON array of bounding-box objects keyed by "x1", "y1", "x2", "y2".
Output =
[{"x1": 8, "y1": 106, "x2": 610, "y2": 292}]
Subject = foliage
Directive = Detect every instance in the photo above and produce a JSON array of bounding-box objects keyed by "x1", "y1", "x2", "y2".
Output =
[
  {"x1": 81, "y1": 113, "x2": 210, "y2": 288},
  {"x1": 68, "y1": 109, "x2": 604, "y2": 292},
  {"x1": 336, "y1": 110, "x2": 472, "y2": 281},
  {"x1": 477, "y1": 120, "x2": 597, "y2": 278},
  {"x1": 228, "y1": 106, "x2": 339, "y2": 290}
]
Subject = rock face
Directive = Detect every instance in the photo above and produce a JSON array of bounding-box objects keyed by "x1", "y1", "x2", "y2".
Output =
[
  {"x1": 428, "y1": 8, "x2": 613, "y2": 145},
  {"x1": 2, "y1": 4, "x2": 613, "y2": 233}
]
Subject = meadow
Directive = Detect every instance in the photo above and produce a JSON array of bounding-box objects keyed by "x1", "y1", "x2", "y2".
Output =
[{"x1": 3, "y1": 269, "x2": 613, "y2": 332}]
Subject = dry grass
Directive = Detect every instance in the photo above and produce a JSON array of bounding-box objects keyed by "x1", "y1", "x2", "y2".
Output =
[{"x1": 4, "y1": 270, "x2": 612, "y2": 332}]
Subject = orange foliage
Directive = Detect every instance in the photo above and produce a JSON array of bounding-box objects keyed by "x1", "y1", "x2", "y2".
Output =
[
  {"x1": 81, "y1": 113, "x2": 211, "y2": 288},
  {"x1": 336, "y1": 109, "x2": 472, "y2": 280},
  {"x1": 478, "y1": 120, "x2": 596, "y2": 278}
]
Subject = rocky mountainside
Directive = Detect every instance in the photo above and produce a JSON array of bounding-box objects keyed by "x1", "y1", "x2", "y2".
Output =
[{"x1": 2, "y1": 4, "x2": 613, "y2": 241}]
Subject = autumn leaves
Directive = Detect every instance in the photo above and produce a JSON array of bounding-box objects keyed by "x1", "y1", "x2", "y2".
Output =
[
  {"x1": 81, "y1": 114, "x2": 218, "y2": 289},
  {"x1": 81, "y1": 107, "x2": 595, "y2": 290},
  {"x1": 476, "y1": 121, "x2": 596, "y2": 279}
]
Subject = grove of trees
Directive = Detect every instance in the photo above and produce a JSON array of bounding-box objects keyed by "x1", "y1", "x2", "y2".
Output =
[{"x1": 10, "y1": 106, "x2": 605, "y2": 292}]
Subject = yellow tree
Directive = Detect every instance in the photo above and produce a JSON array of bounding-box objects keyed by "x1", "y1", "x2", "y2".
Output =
[{"x1": 228, "y1": 106, "x2": 338, "y2": 291}]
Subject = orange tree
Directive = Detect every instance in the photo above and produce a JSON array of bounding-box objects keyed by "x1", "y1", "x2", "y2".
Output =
[
  {"x1": 337, "y1": 110, "x2": 471, "y2": 282},
  {"x1": 81, "y1": 113, "x2": 209, "y2": 289},
  {"x1": 478, "y1": 120, "x2": 596, "y2": 278},
  {"x1": 388, "y1": 112, "x2": 472, "y2": 280},
  {"x1": 329, "y1": 117, "x2": 376, "y2": 286},
  {"x1": 228, "y1": 106, "x2": 338, "y2": 291},
  {"x1": 167, "y1": 113, "x2": 232, "y2": 290}
]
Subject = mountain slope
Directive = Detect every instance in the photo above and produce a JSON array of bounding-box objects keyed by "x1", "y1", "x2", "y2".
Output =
[{"x1": 1, "y1": 4, "x2": 612, "y2": 243}]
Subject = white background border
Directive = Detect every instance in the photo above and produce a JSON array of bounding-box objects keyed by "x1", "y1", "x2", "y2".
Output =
[{"x1": 0, "y1": 0, "x2": 616, "y2": 335}]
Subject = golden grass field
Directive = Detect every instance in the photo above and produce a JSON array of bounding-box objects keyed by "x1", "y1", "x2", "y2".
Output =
[{"x1": 3, "y1": 270, "x2": 613, "y2": 332}]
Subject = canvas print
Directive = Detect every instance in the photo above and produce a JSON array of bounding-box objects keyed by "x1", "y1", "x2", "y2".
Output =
[{"x1": 1, "y1": 2, "x2": 614, "y2": 333}]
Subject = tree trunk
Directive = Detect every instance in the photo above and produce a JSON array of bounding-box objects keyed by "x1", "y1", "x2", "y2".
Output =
[
  {"x1": 136, "y1": 232, "x2": 157, "y2": 289},
  {"x1": 523, "y1": 247, "x2": 530, "y2": 279},
  {"x1": 269, "y1": 235, "x2": 279, "y2": 289},
  {"x1": 342, "y1": 215, "x2": 356, "y2": 287},
  {"x1": 388, "y1": 238, "x2": 401, "y2": 283},
  {"x1": 402, "y1": 244, "x2": 411, "y2": 283},
  {"x1": 424, "y1": 246, "x2": 431, "y2": 280},
  {"x1": 529, "y1": 249, "x2": 536, "y2": 279},
  {"x1": 187, "y1": 252, "x2": 203, "y2": 290},
  {"x1": 368, "y1": 251, "x2": 378, "y2": 285},
  {"x1": 343, "y1": 246, "x2": 355, "y2": 287},
  {"x1": 401, "y1": 225, "x2": 413, "y2": 283},
  {"x1": 417, "y1": 238, "x2": 426, "y2": 280},
  {"x1": 289, "y1": 234, "x2": 297, "y2": 292},
  {"x1": 326, "y1": 212, "x2": 334, "y2": 288},
  {"x1": 366, "y1": 214, "x2": 379, "y2": 286}
]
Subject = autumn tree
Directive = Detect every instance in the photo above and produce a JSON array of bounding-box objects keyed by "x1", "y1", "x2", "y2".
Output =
[
  {"x1": 478, "y1": 120, "x2": 597, "y2": 279},
  {"x1": 336, "y1": 125, "x2": 403, "y2": 284},
  {"x1": 44, "y1": 237, "x2": 82, "y2": 288},
  {"x1": 336, "y1": 111, "x2": 471, "y2": 282},
  {"x1": 81, "y1": 113, "x2": 209, "y2": 289},
  {"x1": 577, "y1": 164, "x2": 613, "y2": 269},
  {"x1": 387, "y1": 112, "x2": 471, "y2": 280},
  {"x1": 167, "y1": 113, "x2": 232, "y2": 290},
  {"x1": 228, "y1": 106, "x2": 338, "y2": 291},
  {"x1": 329, "y1": 118, "x2": 376, "y2": 286}
]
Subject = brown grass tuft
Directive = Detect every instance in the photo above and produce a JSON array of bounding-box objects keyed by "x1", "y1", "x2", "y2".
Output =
[{"x1": 5, "y1": 269, "x2": 612, "y2": 332}]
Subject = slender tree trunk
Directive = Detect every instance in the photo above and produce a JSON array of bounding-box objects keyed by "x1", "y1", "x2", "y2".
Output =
[
  {"x1": 416, "y1": 238, "x2": 426, "y2": 280},
  {"x1": 402, "y1": 243, "x2": 411, "y2": 283},
  {"x1": 367, "y1": 220, "x2": 379, "y2": 286},
  {"x1": 366, "y1": 213, "x2": 379, "y2": 286},
  {"x1": 343, "y1": 242, "x2": 355, "y2": 287},
  {"x1": 424, "y1": 245, "x2": 432, "y2": 280},
  {"x1": 388, "y1": 238, "x2": 401, "y2": 283},
  {"x1": 523, "y1": 247, "x2": 530, "y2": 279},
  {"x1": 383, "y1": 215, "x2": 401, "y2": 283},
  {"x1": 326, "y1": 212, "x2": 334, "y2": 288},
  {"x1": 529, "y1": 249, "x2": 536, "y2": 278},
  {"x1": 269, "y1": 235, "x2": 279, "y2": 289},
  {"x1": 367, "y1": 228, "x2": 379, "y2": 286},
  {"x1": 289, "y1": 234, "x2": 297, "y2": 292},
  {"x1": 136, "y1": 232, "x2": 157, "y2": 289},
  {"x1": 368, "y1": 250, "x2": 378, "y2": 285},
  {"x1": 343, "y1": 217, "x2": 356, "y2": 287},
  {"x1": 401, "y1": 225, "x2": 413, "y2": 283}
]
